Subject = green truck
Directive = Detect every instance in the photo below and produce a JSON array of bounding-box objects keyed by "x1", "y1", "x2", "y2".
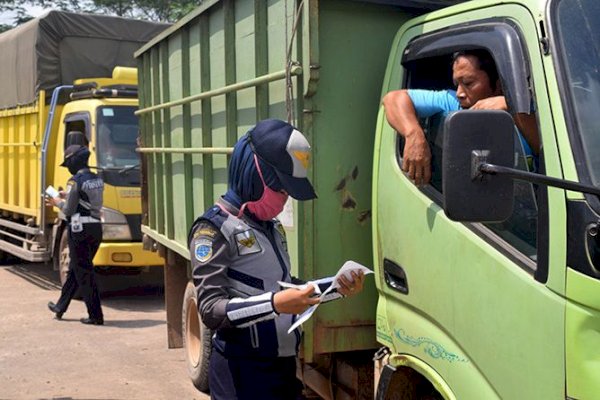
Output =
[{"x1": 135, "y1": 0, "x2": 600, "y2": 398}]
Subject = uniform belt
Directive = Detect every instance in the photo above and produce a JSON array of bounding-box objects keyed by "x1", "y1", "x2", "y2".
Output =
[{"x1": 78, "y1": 216, "x2": 101, "y2": 223}]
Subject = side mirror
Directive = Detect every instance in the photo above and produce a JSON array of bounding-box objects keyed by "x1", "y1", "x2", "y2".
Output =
[{"x1": 442, "y1": 110, "x2": 515, "y2": 222}]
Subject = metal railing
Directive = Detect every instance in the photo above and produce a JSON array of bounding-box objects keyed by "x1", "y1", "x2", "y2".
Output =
[{"x1": 135, "y1": 66, "x2": 302, "y2": 115}]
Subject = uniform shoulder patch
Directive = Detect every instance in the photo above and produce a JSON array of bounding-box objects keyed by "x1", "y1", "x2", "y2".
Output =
[
  {"x1": 190, "y1": 222, "x2": 219, "y2": 263},
  {"x1": 194, "y1": 239, "x2": 213, "y2": 263},
  {"x1": 192, "y1": 224, "x2": 218, "y2": 240}
]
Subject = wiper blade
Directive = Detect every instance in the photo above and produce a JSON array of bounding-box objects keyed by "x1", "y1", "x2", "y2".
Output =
[{"x1": 118, "y1": 164, "x2": 140, "y2": 175}]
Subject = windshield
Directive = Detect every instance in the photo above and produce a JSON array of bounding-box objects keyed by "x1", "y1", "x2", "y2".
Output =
[
  {"x1": 552, "y1": 0, "x2": 600, "y2": 185},
  {"x1": 96, "y1": 106, "x2": 139, "y2": 169}
]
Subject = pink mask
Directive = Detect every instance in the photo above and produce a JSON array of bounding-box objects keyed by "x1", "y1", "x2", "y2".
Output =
[{"x1": 238, "y1": 155, "x2": 288, "y2": 221}]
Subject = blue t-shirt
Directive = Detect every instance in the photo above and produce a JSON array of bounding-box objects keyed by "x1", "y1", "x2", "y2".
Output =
[{"x1": 407, "y1": 89, "x2": 536, "y2": 170}]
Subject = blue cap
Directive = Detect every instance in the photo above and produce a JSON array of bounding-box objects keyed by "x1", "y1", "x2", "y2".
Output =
[{"x1": 248, "y1": 119, "x2": 317, "y2": 200}]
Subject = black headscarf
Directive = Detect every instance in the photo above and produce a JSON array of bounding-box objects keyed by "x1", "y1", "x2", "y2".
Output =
[{"x1": 222, "y1": 132, "x2": 282, "y2": 209}]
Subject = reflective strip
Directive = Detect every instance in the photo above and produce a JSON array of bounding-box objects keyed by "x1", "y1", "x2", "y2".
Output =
[
  {"x1": 227, "y1": 302, "x2": 273, "y2": 321},
  {"x1": 227, "y1": 292, "x2": 274, "y2": 322},
  {"x1": 79, "y1": 216, "x2": 100, "y2": 223}
]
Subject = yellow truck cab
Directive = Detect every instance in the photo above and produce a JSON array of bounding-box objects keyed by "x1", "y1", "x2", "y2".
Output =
[
  {"x1": 0, "y1": 11, "x2": 168, "y2": 281},
  {"x1": 50, "y1": 67, "x2": 163, "y2": 282}
]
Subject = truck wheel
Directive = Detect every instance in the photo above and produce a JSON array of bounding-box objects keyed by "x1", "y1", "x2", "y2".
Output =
[
  {"x1": 54, "y1": 229, "x2": 70, "y2": 286},
  {"x1": 182, "y1": 281, "x2": 212, "y2": 393}
]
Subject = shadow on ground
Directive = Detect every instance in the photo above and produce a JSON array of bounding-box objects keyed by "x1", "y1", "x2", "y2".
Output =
[{"x1": 2, "y1": 262, "x2": 166, "y2": 313}]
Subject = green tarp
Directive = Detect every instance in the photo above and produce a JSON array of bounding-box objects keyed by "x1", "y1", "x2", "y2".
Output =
[{"x1": 0, "y1": 10, "x2": 169, "y2": 109}]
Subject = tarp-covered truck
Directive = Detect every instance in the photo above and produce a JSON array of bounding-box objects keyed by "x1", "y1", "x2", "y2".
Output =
[
  {"x1": 136, "y1": 0, "x2": 600, "y2": 398},
  {"x1": 0, "y1": 11, "x2": 168, "y2": 282}
]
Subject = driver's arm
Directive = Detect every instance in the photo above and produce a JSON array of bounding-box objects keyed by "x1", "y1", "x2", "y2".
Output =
[{"x1": 382, "y1": 90, "x2": 431, "y2": 186}]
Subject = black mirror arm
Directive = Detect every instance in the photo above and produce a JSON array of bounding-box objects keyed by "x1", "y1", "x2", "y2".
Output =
[{"x1": 479, "y1": 162, "x2": 600, "y2": 197}]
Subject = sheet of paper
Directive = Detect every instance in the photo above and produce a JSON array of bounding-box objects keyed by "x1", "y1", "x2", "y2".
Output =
[
  {"x1": 283, "y1": 260, "x2": 373, "y2": 333},
  {"x1": 45, "y1": 185, "x2": 59, "y2": 199},
  {"x1": 327, "y1": 260, "x2": 374, "y2": 292}
]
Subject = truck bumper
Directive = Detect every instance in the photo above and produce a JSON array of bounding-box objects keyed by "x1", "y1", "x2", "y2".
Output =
[{"x1": 93, "y1": 242, "x2": 164, "y2": 267}]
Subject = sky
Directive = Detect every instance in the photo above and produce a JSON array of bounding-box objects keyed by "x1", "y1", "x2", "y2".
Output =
[{"x1": 0, "y1": 5, "x2": 47, "y2": 25}]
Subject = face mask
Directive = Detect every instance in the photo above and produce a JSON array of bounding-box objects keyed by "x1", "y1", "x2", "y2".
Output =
[
  {"x1": 67, "y1": 163, "x2": 79, "y2": 175},
  {"x1": 239, "y1": 155, "x2": 288, "y2": 221}
]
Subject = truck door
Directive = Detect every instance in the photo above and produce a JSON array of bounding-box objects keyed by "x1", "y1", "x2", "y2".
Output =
[{"x1": 375, "y1": 6, "x2": 565, "y2": 399}]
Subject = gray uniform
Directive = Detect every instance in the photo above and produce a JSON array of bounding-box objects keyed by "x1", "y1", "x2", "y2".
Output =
[{"x1": 189, "y1": 199, "x2": 341, "y2": 359}]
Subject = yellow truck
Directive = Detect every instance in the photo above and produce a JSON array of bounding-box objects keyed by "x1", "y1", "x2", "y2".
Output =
[{"x1": 0, "y1": 11, "x2": 167, "y2": 282}]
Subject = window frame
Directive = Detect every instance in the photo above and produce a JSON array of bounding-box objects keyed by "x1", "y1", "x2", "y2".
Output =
[
  {"x1": 63, "y1": 112, "x2": 91, "y2": 149},
  {"x1": 396, "y1": 18, "x2": 543, "y2": 277},
  {"x1": 547, "y1": 0, "x2": 600, "y2": 214}
]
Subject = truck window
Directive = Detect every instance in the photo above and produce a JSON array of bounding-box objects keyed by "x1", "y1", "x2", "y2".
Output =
[
  {"x1": 552, "y1": 0, "x2": 600, "y2": 189},
  {"x1": 96, "y1": 106, "x2": 139, "y2": 168},
  {"x1": 63, "y1": 113, "x2": 90, "y2": 149},
  {"x1": 399, "y1": 52, "x2": 539, "y2": 262}
]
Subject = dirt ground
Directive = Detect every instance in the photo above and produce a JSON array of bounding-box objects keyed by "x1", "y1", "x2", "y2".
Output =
[{"x1": 0, "y1": 262, "x2": 209, "y2": 400}]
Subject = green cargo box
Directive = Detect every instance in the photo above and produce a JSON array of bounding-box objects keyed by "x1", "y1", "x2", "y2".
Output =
[{"x1": 136, "y1": 0, "x2": 414, "y2": 355}]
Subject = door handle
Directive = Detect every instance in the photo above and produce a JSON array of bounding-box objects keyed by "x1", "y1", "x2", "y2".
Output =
[{"x1": 383, "y1": 259, "x2": 409, "y2": 295}]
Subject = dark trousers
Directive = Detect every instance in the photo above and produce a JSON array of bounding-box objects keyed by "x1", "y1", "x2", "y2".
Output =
[
  {"x1": 209, "y1": 348, "x2": 303, "y2": 400},
  {"x1": 55, "y1": 223, "x2": 103, "y2": 320}
]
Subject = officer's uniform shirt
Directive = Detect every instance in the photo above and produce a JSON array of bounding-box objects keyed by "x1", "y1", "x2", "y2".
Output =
[
  {"x1": 189, "y1": 198, "x2": 342, "y2": 359},
  {"x1": 59, "y1": 168, "x2": 103, "y2": 220}
]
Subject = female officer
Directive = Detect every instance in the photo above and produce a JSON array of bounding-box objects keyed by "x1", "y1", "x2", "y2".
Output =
[
  {"x1": 47, "y1": 144, "x2": 104, "y2": 325},
  {"x1": 188, "y1": 119, "x2": 365, "y2": 399}
]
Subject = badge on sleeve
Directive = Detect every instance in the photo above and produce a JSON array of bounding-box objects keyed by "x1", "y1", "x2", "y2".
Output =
[
  {"x1": 194, "y1": 239, "x2": 213, "y2": 263},
  {"x1": 234, "y1": 230, "x2": 262, "y2": 256}
]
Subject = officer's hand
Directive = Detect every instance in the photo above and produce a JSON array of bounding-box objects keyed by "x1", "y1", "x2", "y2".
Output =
[
  {"x1": 337, "y1": 270, "x2": 365, "y2": 297},
  {"x1": 58, "y1": 190, "x2": 66, "y2": 199},
  {"x1": 402, "y1": 130, "x2": 431, "y2": 186},
  {"x1": 45, "y1": 197, "x2": 61, "y2": 207},
  {"x1": 273, "y1": 285, "x2": 320, "y2": 315}
]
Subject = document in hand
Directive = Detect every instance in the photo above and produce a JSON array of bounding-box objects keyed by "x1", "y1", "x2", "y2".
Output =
[
  {"x1": 45, "y1": 185, "x2": 60, "y2": 199},
  {"x1": 278, "y1": 260, "x2": 373, "y2": 334}
]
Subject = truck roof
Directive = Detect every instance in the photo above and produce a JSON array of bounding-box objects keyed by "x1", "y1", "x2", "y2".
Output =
[{"x1": 0, "y1": 10, "x2": 169, "y2": 109}]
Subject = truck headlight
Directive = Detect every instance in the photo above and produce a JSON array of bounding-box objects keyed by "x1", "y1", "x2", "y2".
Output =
[{"x1": 101, "y1": 207, "x2": 132, "y2": 241}]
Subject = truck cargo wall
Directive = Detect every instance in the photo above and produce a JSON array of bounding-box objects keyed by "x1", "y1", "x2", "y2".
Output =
[{"x1": 0, "y1": 96, "x2": 61, "y2": 223}]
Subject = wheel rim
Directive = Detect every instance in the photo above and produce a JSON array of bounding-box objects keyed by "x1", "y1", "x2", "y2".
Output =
[
  {"x1": 59, "y1": 236, "x2": 70, "y2": 285},
  {"x1": 185, "y1": 297, "x2": 201, "y2": 367}
]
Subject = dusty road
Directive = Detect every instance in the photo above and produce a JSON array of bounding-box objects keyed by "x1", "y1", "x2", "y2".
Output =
[{"x1": 0, "y1": 262, "x2": 209, "y2": 400}]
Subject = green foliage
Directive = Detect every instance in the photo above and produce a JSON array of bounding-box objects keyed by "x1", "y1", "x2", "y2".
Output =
[{"x1": 0, "y1": 0, "x2": 199, "y2": 30}]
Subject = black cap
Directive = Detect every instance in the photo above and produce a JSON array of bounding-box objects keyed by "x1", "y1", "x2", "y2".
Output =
[
  {"x1": 248, "y1": 119, "x2": 316, "y2": 200},
  {"x1": 61, "y1": 144, "x2": 85, "y2": 166}
]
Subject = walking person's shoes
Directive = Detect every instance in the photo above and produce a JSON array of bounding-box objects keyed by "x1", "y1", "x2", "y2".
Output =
[
  {"x1": 47, "y1": 302, "x2": 64, "y2": 320},
  {"x1": 80, "y1": 317, "x2": 104, "y2": 325}
]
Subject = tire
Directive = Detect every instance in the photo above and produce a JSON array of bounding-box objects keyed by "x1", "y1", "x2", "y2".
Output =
[
  {"x1": 0, "y1": 249, "x2": 8, "y2": 265},
  {"x1": 53, "y1": 229, "x2": 70, "y2": 286},
  {"x1": 182, "y1": 281, "x2": 212, "y2": 394}
]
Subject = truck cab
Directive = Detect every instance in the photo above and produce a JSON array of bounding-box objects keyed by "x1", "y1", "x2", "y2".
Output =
[
  {"x1": 51, "y1": 67, "x2": 163, "y2": 283},
  {"x1": 374, "y1": 0, "x2": 600, "y2": 398}
]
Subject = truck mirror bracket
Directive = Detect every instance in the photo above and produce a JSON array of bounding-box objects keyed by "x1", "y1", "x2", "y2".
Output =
[
  {"x1": 479, "y1": 163, "x2": 600, "y2": 197},
  {"x1": 471, "y1": 150, "x2": 490, "y2": 180}
]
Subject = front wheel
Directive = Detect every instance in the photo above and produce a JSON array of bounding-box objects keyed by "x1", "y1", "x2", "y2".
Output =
[
  {"x1": 53, "y1": 229, "x2": 70, "y2": 286},
  {"x1": 182, "y1": 281, "x2": 212, "y2": 393},
  {"x1": 0, "y1": 249, "x2": 8, "y2": 265}
]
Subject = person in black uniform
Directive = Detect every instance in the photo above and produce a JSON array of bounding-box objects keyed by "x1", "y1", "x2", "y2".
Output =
[
  {"x1": 47, "y1": 144, "x2": 105, "y2": 325},
  {"x1": 188, "y1": 119, "x2": 365, "y2": 399}
]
